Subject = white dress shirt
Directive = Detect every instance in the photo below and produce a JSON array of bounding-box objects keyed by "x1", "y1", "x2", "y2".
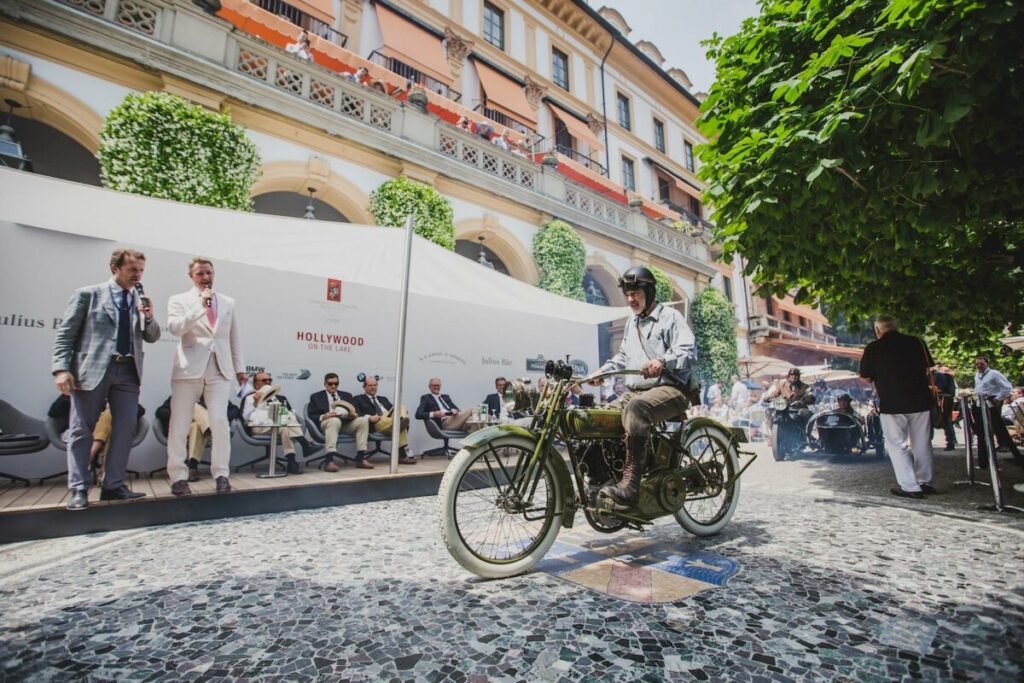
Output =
[{"x1": 975, "y1": 368, "x2": 1013, "y2": 401}]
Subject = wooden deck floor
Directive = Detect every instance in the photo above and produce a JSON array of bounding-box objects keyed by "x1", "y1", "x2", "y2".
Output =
[{"x1": 0, "y1": 456, "x2": 452, "y2": 514}]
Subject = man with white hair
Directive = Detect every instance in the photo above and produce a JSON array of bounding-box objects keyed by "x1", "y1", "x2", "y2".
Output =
[{"x1": 859, "y1": 315, "x2": 935, "y2": 499}]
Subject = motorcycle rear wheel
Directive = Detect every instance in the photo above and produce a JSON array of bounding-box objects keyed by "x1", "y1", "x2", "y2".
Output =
[
  {"x1": 770, "y1": 424, "x2": 787, "y2": 461},
  {"x1": 675, "y1": 424, "x2": 741, "y2": 537},
  {"x1": 437, "y1": 437, "x2": 563, "y2": 578}
]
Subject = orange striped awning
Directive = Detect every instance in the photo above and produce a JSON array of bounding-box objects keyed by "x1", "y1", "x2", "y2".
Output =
[
  {"x1": 290, "y1": 0, "x2": 334, "y2": 25},
  {"x1": 375, "y1": 4, "x2": 452, "y2": 87},
  {"x1": 475, "y1": 60, "x2": 536, "y2": 127},
  {"x1": 548, "y1": 102, "x2": 603, "y2": 151}
]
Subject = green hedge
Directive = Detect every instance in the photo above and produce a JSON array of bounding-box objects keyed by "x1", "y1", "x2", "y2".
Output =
[
  {"x1": 369, "y1": 176, "x2": 455, "y2": 250},
  {"x1": 649, "y1": 266, "x2": 674, "y2": 303},
  {"x1": 98, "y1": 92, "x2": 261, "y2": 211},
  {"x1": 692, "y1": 287, "x2": 738, "y2": 385},
  {"x1": 533, "y1": 220, "x2": 585, "y2": 300}
]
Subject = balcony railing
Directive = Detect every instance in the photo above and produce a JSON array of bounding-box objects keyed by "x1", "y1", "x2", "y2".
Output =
[
  {"x1": 252, "y1": 0, "x2": 347, "y2": 47},
  {"x1": 477, "y1": 106, "x2": 537, "y2": 141},
  {"x1": 554, "y1": 144, "x2": 607, "y2": 176},
  {"x1": 748, "y1": 315, "x2": 837, "y2": 345},
  {"x1": 367, "y1": 51, "x2": 461, "y2": 102},
  {"x1": 438, "y1": 127, "x2": 537, "y2": 191}
]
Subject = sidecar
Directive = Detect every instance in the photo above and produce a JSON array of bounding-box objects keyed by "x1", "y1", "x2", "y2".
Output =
[{"x1": 805, "y1": 402, "x2": 884, "y2": 457}]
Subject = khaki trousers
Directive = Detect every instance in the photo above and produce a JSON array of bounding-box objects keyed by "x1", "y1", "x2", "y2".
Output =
[
  {"x1": 187, "y1": 404, "x2": 210, "y2": 462},
  {"x1": 614, "y1": 385, "x2": 689, "y2": 436},
  {"x1": 372, "y1": 414, "x2": 408, "y2": 448},
  {"x1": 250, "y1": 425, "x2": 304, "y2": 455},
  {"x1": 322, "y1": 415, "x2": 369, "y2": 452},
  {"x1": 441, "y1": 409, "x2": 474, "y2": 431}
]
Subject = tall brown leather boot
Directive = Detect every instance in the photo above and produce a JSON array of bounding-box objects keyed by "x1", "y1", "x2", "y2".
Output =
[{"x1": 600, "y1": 435, "x2": 648, "y2": 509}]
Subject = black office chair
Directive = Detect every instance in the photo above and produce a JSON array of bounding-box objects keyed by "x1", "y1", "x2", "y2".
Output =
[
  {"x1": 41, "y1": 414, "x2": 149, "y2": 483},
  {"x1": 421, "y1": 418, "x2": 467, "y2": 459},
  {"x1": 0, "y1": 400, "x2": 49, "y2": 486},
  {"x1": 232, "y1": 419, "x2": 291, "y2": 472},
  {"x1": 302, "y1": 402, "x2": 355, "y2": 468}
]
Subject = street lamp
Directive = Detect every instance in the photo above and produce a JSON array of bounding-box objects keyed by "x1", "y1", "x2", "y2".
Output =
[
  {"x1": 303, "y1": 186, "x2": 316, "y2": 220},
  {"x1": 0, "y1": 99, "x2": 32, "y2": 171},
  {"x1": 477, "y1": 235, "x2": 494, "y2": 269}
]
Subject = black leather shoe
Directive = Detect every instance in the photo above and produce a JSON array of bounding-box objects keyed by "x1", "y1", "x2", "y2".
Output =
[
  {"x1": 67, "y1": 489, "x2": 88, "y2": 511},
  {"x1": 100, "y1": 485, "x2": 146, "y2": 501},
  {"x1": 187, "y1": 460, "x2": 201, "y2": 482},
  {"x1": 216, "y1": 476, "x2": 231, "y2": 493},
  {"x1": 919, "y1": 484, "x2": 939, "y2": 495},
  {"x1": 890, "y1": 486, "x2": 924, "y2": 499},
  {"x1": 285, "y1": 458, "x2": 302, "y2": 475}
]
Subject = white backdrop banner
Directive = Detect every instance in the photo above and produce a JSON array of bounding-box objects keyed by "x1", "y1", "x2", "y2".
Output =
[{"x1": 0, "y1": 220, "x2": 599, "y2": 478}]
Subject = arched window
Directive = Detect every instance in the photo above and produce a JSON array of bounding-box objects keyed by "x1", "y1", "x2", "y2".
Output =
[{"x1": 253, "y1": 191, "x2": 349, "y2": 222}]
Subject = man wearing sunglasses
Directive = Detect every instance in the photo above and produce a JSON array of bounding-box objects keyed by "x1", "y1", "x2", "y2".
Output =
[{"x1": 307, "y1": 373, "x2": 371, "y2": 471}]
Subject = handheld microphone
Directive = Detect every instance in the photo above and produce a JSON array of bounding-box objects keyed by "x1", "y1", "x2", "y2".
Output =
[
  {"x1": 203, "y1": 285, "x2": 213, "y2": 308},
  {"x1": 134, "y1": 283, "x2": 147, "y2": 331}
]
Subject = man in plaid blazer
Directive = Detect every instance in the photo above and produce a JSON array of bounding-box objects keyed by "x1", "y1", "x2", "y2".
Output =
[{"x1": 51, "y1": 249, "x2": 161, "y2": 510}]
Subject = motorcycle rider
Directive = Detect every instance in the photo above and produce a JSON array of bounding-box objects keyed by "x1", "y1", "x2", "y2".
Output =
[
  {"x1": 589, "y1": 266, "x2": 696, "y2": 509},
  {"x1": 763, "y1": 368, "x2": 816, "y2": 421}
]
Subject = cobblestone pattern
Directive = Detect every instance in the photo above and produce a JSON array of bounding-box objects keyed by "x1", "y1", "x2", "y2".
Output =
[{"x1": 1, "y1": 489, "x2": 1022, "y2": 681}]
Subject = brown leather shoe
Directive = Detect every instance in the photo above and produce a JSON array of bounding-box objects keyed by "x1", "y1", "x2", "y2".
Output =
[
  {"x1": 356, "y1": 460, "x2": 375, "y2": 469},
  {"x1": 171, "y1": 480, "x2": 192, "y2": 496},
  {"x1": 399, "y1": 456, "x2": 418, "y2": 465},
  {"x1": 324, "y1": 461, "x2": 340, "y2": 473},
  {"x1": 216, "y1": 476, "x2": 231, "y2": 493}
]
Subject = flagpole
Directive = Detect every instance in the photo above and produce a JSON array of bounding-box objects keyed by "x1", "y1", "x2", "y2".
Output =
[{"x1": 390, "y1": 215, "x2": 415, "y2": 475}]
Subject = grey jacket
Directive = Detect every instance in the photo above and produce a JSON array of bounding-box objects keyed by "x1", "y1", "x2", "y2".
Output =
[{"x1": 51, "y1": 281, "x2": 161, "y2": 390}]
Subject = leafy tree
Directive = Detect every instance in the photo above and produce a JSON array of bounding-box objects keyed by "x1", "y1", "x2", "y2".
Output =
[
  {"x1": 699, "y1": 0, "x2": 1023, "y2": 338},
  {"x1": 99, "y1": 92, "x2": 261, "y2": 210},
  {"x1": 533, "y1": 220, "x2": 586, "y2": 300},
  {"x1": 929, "y1": 327, "x2": 1024, "y2": 387},
  {"x1": 692, "y1": 288, "x2": 739, "y2": 385},
  {"x1": 649, "y1": 266, "x2": 674, "y2": 303},
  {"x1": 370, "y1": 176, "x2": 455, "y2": 249}
]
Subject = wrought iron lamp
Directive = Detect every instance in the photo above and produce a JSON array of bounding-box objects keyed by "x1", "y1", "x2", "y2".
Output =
[
  {"x1": 0, "y1": 99, "x2": 32, "y2": 171},
  {"x1": 477, "y1": 236, "x2": 494, "y2": 269},
  {"x1": 303, "y1": 187, "x2": 317, "y2": 220}
]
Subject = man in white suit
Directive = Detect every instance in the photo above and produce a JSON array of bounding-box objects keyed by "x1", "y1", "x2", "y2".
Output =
[{"x1": 165, "y1": 257, "x2": 246, "y2": 495}]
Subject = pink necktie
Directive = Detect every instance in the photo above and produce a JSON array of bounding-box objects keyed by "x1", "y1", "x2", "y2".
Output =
[{"x1": 206, "y1": 298, "x2": 217, "y2": 327}]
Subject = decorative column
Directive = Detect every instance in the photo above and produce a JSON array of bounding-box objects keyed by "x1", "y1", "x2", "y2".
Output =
[
  {"x1": 340, "y1": 0, "x2": 363, "y2": 54},
  {"x1": 444, "y1": 27, "x2": 472, "y2": 80}
]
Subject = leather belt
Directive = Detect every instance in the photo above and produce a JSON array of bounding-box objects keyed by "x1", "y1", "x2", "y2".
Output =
[{"x1": 111, "y1": 354, "x2": 135, "y2": 363}]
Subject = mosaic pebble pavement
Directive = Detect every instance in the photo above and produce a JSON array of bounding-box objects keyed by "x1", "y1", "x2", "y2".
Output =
[{"x1": 1, "y1": 485, "x2": 1022, "y2": 681}]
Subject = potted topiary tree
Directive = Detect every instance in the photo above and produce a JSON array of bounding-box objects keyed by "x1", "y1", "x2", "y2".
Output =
[
  {"x1": 369, "y1": 175, "x2": 456, "y2": 250},
  {"x1": 533, "y1": 219, "x2": 586, "y2": 300}
]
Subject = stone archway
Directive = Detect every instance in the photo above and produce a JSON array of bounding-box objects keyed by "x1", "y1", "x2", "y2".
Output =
[
  {"x1": 584, "y1": 255, "x2": 626, "y2": 307},
  {"x1": 251, "y1": 159, "x2": 374, "y2": 225},
  {"x1": 0, "y1": 66, "x2": 104, "y2": 155},
  {"x1": 454, "y1": 216, "x2": 539, "y2": 285}
]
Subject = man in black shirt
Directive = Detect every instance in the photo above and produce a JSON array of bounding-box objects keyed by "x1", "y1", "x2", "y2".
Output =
[{"x1": 859, "y1": 315, "x2": 935, "y2": 499}]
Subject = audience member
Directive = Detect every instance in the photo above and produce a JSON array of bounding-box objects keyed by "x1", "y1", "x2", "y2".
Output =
[
  {"x1": 242, "y1": 372, "x2": 306, "y2": 474},
  {"x1": 859, "y1": 315, "x2": 935, "y2": 499},
  {"x1": 605, "y1": 377, "x2": 627, "y2": 403},
  {"x1": 51, "y1": 248, "x2": 158, "y2": 510},
  {"x1": 353, "y1": 376, "x2": 416, "y2": 464},
  {"x1": 705, "y1": 379, "x2": 723, "y2": 406},
  {"x1": 931, "y1": 366, "x2": 958, "y2": 450},
  {"x1": 166, "y1": 257, "x2": 246, "y2": 496},
  {"x1": 972, "y1": 356, "x2": 1023, "y2": 467},
  {"x1": 729, "y1": 374, "x2": 749, "y2": 410},
  {"x1": 477, "y1": 123, "x2": 496, "y2": 142},
  {"x1": 416, "y1": 378, "x2": 473, "y2": 431},
  {"x1": 344, "y1": 66, "x2": 369, "y2": 84},
  {"x1": 456, "y1": 116, "x2": 475, "y2": 134},
  {"x1": 493, "y1": 128, "x2": 511, "y2": 151},
  {"x1": 307, "y1": 373, "x2": 371, "y2": 471},
  {"x1": 285, "y1": 30, "x2": 312, "y2": 62}
]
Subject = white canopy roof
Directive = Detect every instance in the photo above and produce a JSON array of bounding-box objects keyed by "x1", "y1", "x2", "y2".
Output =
[{"x1": 0, "y1": 169, "x2": 630, "y2": 326}]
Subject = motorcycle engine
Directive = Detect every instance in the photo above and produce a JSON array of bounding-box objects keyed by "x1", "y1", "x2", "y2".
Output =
[{"x1": 576, "y1": 439, "x2": 626, "y2": 530}]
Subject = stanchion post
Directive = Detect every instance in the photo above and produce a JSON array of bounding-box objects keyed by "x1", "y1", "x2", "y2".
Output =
[
  {"x1": 977, "y1": 394, "x2": 1005, "y2": 509},
  {"x1": 390, "y1": 215, "x2": 415, "y2": 476},
  {"x1": 962, "y1": 395, "x2": 975, "y2": 484}
]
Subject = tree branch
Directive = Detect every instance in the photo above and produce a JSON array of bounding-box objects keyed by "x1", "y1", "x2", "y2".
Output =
[{"x1": 835, "y1": 166, "x2": 867, "y2": 192}]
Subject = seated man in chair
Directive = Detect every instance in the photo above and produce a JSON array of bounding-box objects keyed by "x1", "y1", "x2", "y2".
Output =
[
  {"x1": 307, "y1": 372, "x2": 371, "y2": 471},
  {"x1": 416, "y1": 378, "x2": 473, "y2": 431},
  {"x1": 353, "y1": 376, "x2": 416, "y2": 465},
  {"x1": 242, "y1": 371, "x2": 305, "y2": 475}
]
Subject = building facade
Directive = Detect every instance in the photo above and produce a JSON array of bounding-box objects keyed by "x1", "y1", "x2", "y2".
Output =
[{"x1": 0, "y1": 0, "x2": 841, "y2": 364}]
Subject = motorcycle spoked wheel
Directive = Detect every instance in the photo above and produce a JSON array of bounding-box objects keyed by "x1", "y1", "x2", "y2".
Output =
[
  {"x1": 675, "y1": 424, "x2": 741, "y2": 536},
  {"x1": 437, "y1": 437, "x2": 563, "y2": 579},
  {"x1": 770, "y1": 424, "x2": 787, "y2": 461}
]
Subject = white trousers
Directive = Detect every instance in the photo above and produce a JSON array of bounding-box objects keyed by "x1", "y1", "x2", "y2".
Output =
[
  {"x1": 880, "y1": 411, "x2": 933, "y2": 492},
  {"x1": 168, "y1": 357, "x2": 231, "y2": 482}
]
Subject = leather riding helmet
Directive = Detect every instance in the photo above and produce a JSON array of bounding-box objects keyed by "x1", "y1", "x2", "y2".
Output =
[{"x1": 618, "y1": 266, "x2": 657, "y2": 312}]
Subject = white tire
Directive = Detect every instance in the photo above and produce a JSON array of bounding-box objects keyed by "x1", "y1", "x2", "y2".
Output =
[
  {"x1": 437, "y1": 437, "x2": 563, "y2": 579},
  {"x1": 674, "y1": 424, "x2": 742, "y2": 537}
]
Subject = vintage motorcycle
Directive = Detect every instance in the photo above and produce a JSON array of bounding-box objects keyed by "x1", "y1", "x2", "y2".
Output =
[
  {"x1": 765, "y1": 396, "x2": 810, "y2": 461},
  {"x1": 805, "y1": 399, "x2": 886, "y2": 458},
  {"x1": 437, "y1": 360, "x2": 754, "y2": 579}
]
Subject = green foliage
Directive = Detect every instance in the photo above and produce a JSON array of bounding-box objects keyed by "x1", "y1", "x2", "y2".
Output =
[
  {"x1": 99, "y1": 92, "x2": 261, "y2": 210},
  {"x1": 649, "y1": 266, "x2": 674, "y2": 303},
  {"x1": 533, "y1": 220, "x2": 586, "y2": 300},
  {"x1": 691, "y1": 288, "x2": 739, "y2": 384},
  {"x1": 369, "y1": 176, "x2": 455, "y2": 250},
  {"x1": 698, "y1": 0, "x2": 1023, "y2": 338},
  {"x1": 928, "y1": 326, "x2": 1024, "y2": 387}
]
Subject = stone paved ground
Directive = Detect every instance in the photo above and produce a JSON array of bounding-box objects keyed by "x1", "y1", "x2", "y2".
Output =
[{"x1": 1, "y1": 443, "x2": 1023, "y2": 682}]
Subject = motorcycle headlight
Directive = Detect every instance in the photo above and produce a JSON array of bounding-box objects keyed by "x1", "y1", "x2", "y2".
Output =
[{"x1": 772, "y1": 398, "x2": 788, "y2": 411}]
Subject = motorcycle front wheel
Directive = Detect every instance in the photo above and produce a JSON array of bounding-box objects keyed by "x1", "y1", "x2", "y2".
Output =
[
  {"x1": 770, "y1": 423, "x2": 787, "y2": 461},
  {"x1": 675, "y1": 424, "x2": 741, "y2": 537},
  {"x1": 437, "y1": 437, "x2": 563, "y2": 579}
]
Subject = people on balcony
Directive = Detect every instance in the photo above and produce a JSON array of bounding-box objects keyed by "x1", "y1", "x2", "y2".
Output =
[{"x1": 285, "y1": 30, "x2": 312, "y2": 62}]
